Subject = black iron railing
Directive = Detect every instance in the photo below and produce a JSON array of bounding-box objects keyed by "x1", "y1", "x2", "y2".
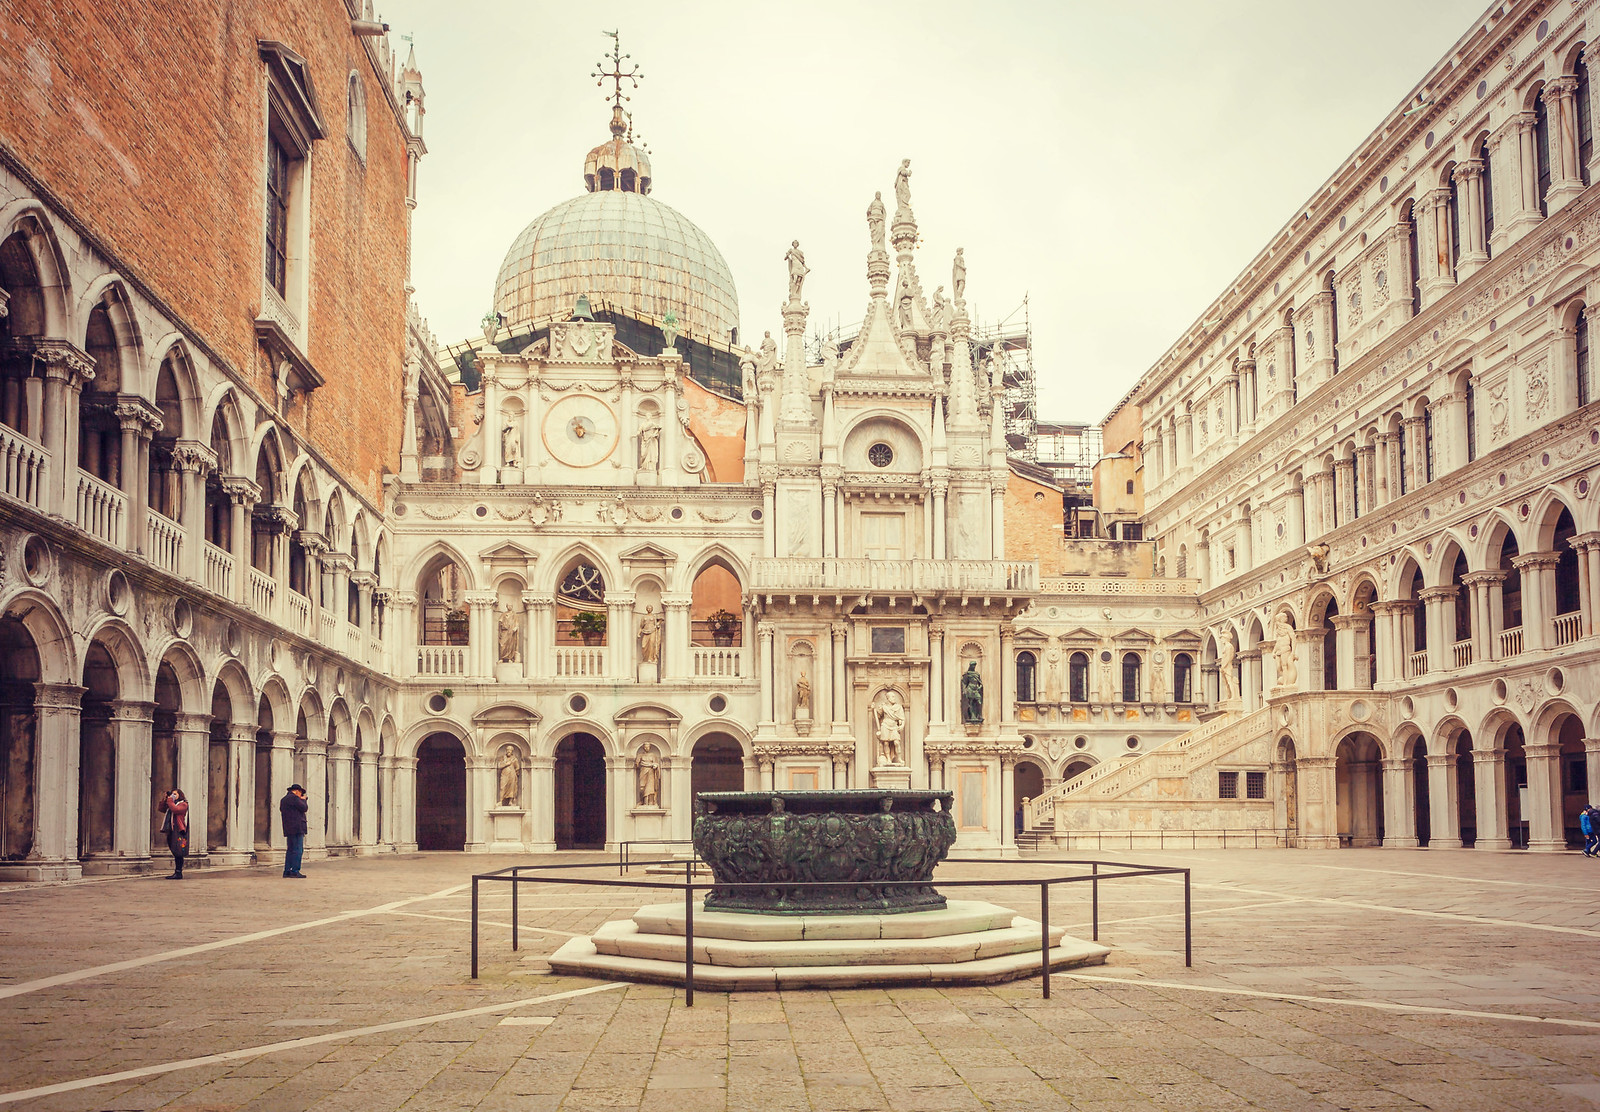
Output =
[
  {"x1": 469, "y1": 857, "x2": 1193, "y2": 1006},
  {"x1": 1050, "y1": 828, "x2": 1292, "y2": 850}
]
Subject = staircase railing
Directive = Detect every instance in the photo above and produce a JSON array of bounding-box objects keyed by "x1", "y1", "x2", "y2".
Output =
[{"x1": 1021, "y1": 706, "x2": 1272, "y2": 834}]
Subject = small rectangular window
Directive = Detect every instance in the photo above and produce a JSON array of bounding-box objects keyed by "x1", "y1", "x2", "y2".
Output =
[
  {"x1": 870, "y1": 626, "x2": 905, "y2": 654},
  {"x1": 1218, "y1": 771, "x2": 1239, "y2": 799},
  {"x1": 265, "y1": 135, "x2": 291, "y2": 295},
  {"x1": 1246, "y1": 771, "x2": 1267, "y2": 799},
  {"x1": 1123, "y1": 523, "x2": 1144, "y2": 541},
  {"x1": 1569, "y1": 758, "x2": 1588, "y2": 795}
]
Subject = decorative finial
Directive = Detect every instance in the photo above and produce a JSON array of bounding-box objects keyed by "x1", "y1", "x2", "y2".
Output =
[{"x1": 592, "y1": 30, "x2": 643, "y2": 136}]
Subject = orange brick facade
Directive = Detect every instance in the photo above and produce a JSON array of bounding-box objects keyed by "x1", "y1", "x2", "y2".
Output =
[{"x1": 0, "y1": 0, "x2": 412, "y2": 503}]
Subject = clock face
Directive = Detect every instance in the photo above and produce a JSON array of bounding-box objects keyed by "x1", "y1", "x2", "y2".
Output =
[{"x1": 542, "y1": 395, "x2": 618, "y2": 468}]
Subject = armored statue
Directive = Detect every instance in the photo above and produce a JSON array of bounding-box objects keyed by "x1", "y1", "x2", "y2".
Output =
[{"x1": 961, "y1": 662, "x2": 984, "y2": 724}]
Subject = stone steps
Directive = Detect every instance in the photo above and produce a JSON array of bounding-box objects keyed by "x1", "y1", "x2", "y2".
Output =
[{"x1": 548, "y1": 898, "x2": 1110, "y2": 991}]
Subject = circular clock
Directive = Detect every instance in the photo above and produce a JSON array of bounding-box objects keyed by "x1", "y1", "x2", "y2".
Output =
[{"x1": 542, "y1": 395, "x2": 618, "y2": 468}]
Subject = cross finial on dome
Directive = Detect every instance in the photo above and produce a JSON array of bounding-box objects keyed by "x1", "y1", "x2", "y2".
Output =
[{"x1": 593, "y1": 29, "x2": 642, "y2": 136}]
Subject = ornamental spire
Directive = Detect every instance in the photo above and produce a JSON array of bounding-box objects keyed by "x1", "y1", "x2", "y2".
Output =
[{"x1": 592, "y1": 29, "x2": 642, "y2": 138}]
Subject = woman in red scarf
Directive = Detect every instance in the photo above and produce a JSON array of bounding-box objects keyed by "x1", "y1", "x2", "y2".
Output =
[{"x1": 158, "y1": 788, "x2": 190, "y2": 879}]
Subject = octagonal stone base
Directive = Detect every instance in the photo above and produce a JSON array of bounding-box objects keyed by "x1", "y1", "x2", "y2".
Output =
[{"x1": 548, "y1": 899, "x2": 1110, "y2": 990}]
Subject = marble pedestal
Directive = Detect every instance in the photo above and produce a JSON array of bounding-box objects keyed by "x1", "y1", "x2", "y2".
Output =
[
  {"x1": 488, "y1": 807, "x2": 526, "y2": 852},
  {"x1": 868, "y1": 763, "x2": 911, "y2": 790},
  {"x1": 548, "y1": 899, "x2": 1109, "y2": 990}
]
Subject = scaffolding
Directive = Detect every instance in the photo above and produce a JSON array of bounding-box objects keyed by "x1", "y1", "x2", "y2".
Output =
[{"x1": 970, "y1": 296, "x2": 1037, "y2": 461}]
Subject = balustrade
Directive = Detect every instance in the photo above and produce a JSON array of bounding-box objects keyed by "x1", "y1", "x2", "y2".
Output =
[
  {"x1": 0, "y1": 425, "x2": 47, "y2": 509},
  {"x1": 691, "y1": 645, "x2": 746, "y2": 678},
  {"x1": 1499, "y1": 626, "x2": 1524, "y2": 658},
  {"x1": 204, "y1": 543, "x2": 234, "y2": 597},
  {"x1": 417, "y1": 645, "x2": 467, "y2": 675},
  {"x1": 145, "y1": 510, "x2": 183, "y2": 574},
  {"x1": 750, "y1": 557, "x2": 1037, "y2": 594},
  {"x1": 1451, "y1": 639, "x2": 1473, "y2": 669},
  {"x1": 320, "y1": 609, "x2": 338, "y2": 647},
  {"x1": 285, "y1": 591, "x2": 310, "y2": 636},
  {"x1": 248, "y1": 568, "x2": 276, "y2": 618},
  {"x1": 1553, "y1": 612, "x2": 1583, "y2": 647},
  {"x1": 554, "y1": 646, "x2": 607, "y2": 677},
  {"x1": 74, "y1": 472, "x2": 125, "y2": 547},
  {"x1": 1406, "y1": 650, "x2": 1429, "y2": 679},
  {"x1": 346, "y1": 624, "x2": 363, "y2": 659}
]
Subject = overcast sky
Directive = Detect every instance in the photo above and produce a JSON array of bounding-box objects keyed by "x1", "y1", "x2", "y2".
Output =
[{"x1": 384, "y1": 0, "x2": 1489, "y2": 424}]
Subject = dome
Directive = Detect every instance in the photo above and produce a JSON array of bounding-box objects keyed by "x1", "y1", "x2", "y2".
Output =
[{"x1": 493, "y1": 119, "x2": 740, "y2": 344}]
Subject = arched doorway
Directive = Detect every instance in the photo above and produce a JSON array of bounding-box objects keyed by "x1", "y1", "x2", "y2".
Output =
[
  {"x1": 207, "y1": 683, "x2": 232, "y2": 850},
  {"x1": 1015, "y1": 759, "x2": 1046, "y2": 835},
  {"x1": 1556, "y1": 713, "x2": 1586, "y2": 847},
  {"x1": 254, "y1": 696, "x2": 274, "y2": 850},
  {"x1": 1454, "y1": 732, "x2": 1476, "y2": 847},
  {"x1": 690, "y1": 734, "x2": 744, "y2": 801},
  {"x1": 79, "y1": 642, "x2": 118, "y2": 862},
  {"x1": 151, "y1": 662, "x2": 182, "y2": 852},
  {"x1": 1334, "y1": 733, "x2": 1384, "y2": 847},
  {"x1": 1411, "y1": 738, "x2": 1430, "y2": 846},
  {"x1": 0, "y1": 614, "x2": 42, "y2": 863},
  {"x1": 1502, "y1": 723, "x2": 1528, "y2": 847},
  {"x1": 1064, "y1": 758, "x2": 1094, "y2": 780},
  {"x1": 1277, "y1": 737, "x2": 1299, "y2": 845},
  {"x1": 554, "y1": 733, "x2": 606, "y2": 849},
  {"x1": 415, "y1": 733, "x2": 467, "y2": 851}
]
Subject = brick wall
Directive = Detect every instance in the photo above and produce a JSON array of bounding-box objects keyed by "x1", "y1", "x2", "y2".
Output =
[
  {"x1": 0, "y1": 0, "x2": 411, "y2": 503},
  {"x1": 1004, "y1": 471, "x2": 1065, "y2": 574},
  {"x1": 683, "y1": 378, "x2": 746, "y2": 483}
]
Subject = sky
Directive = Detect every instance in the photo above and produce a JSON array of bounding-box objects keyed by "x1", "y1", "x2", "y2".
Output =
[{"x1": 383, "y1": 0, "x2": 1490, "y2": 424}]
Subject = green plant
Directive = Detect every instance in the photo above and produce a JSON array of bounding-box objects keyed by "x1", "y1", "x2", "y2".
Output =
[
  {"x1": 570, "y1": 611, "x2": 607, "y2": 636},
  {"x1": 441, "y1": 688, "x2": 454, "y2": 699}
]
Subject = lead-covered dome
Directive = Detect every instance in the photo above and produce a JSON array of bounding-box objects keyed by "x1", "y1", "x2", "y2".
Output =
[{"x1": 493, "y1": 108, "x2": 740, "y2": 345}]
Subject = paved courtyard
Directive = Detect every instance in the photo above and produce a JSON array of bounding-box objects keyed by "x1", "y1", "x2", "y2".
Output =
[{"x1": 2, "y1": 848, "x2": 1599, "y2": 1111}]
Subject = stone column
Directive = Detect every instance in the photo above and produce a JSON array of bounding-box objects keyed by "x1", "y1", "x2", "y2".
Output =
[
  {"x1": 1349, "y1": 760, "x2": 1380, "y2": 846},
  {"x1": 1000, "y1": 755, "x2": 1017, "y2": 851},
  {"x1": 1544, "y1": 76, "x2": 1585, "y2": 213},
  {"x1": 758, "y1": 757, "x2": 774, "y2": 791},
  {"x1": 1419, "y1": 586, "x2": 1457, "y2": 673},
  {"x1": 1510, "y1": 111, "x2": 1543, "y2": 238},
  {"x1": 1333, "y1": 458, "x2": 1355, "y2": 526},
  {"x1": 221, "y1": 478, "x2": 257, "y2": 605},
  {"x1": 1238, "y1": 649, "x2": 1262, "y2": 712},
  {"x1": 1296, "y1": 756, "x2": 1339, "y2": 849},
  {"x1": 1304, "y1": 288, "x2": 1336, "y2": 387},
  {"x1": 1471, "y1": 748, "x2": 1510, "y2": 851},
  {"x1": 1571, "y1": 532, "x2": 1599, "y2": 638},
  {"x1": 1374, "y1": 433, "x2": 1396, "y2": 505},
  {"x1": 823, "y1": 479, "x2": 839, "y2": 559},
  {"x1": 1329, "y1": 615, "x2": 1359, "y2": 691},
  {"x1": 172, "y1": 442, "x2": 213, "y2": 582},
  {"x1": 327, "y1": 745, "x2": 355, "y2": 849},
  {"x1": 999, "y1": 629, "x2": 1017, "y2": 727},
  {"x1": 526, "y1": 595, "x2": 553, "y2": 680},
  {"x1": 395, "y1": 756, "x2": 418, "y2": 852},
  {"x1": 1381, "y1": 757, "x2": 1419, "y2": 848},
  {"x1": 111, "y1": 700, "x2": 156, "y2": 864},
  {"x1": 1176, "y1": 410, "x2": 1193, "y2": 479},
  {"x1": 607, "y1": 593, "x2": 634, "y2": 682},
  {"x1": 929, "y1": 478, "x2": 947, "y2": 560},
  {"x1": 29, "y1": 683, "x2": 85, "y2": 877},
  {"x1": 1425, "y1": 753, "x2": 1463, "y2": 849},
  {"x1": 1586, "y1": 739, "x2": 1600, "y2": 817},
  {"x1": 662, "y1": 595, "x2": 691, "y2": 681},
  {"x1": 761, "y1": 482, "x2": 776, "y2": 558},
  {"x1": 1287, "y1": 485, "x2": 1305, "y2": 546},
  {"x1": 173, "y1": 711, "x2": 211, "y2": 858},
  {"x1": 928, "y1": 624, "x2": 946, "y2": 728},
  {"x1": 268, "y1": 729, "x2": 297, "y2": 856},
  {"x1": 1238, "y1": 359, "x2": 1257, "y2": 434},
  {"x1": 758, "y1": 622, "x2": 776, "y2": 727},
  {"x1": 358, "y1": 749, "x2": 380, "y2": 847},
  {"x1": 302, "y1": 740, "x2": 328, "y2": 856},
  {"x1": 226, "y1": 723, "x2": 256, "y2": 859},
  {"x1": 1524, "y1": 743, "x2": 1566, "y2": 852},
  {"x1": 830, "y1": 623, "x2": 849, "y2": 734},
  {"x1": 1513, "y1": 552, "x2": 1560, "y2": 651},
  {"x1": 1454, "y1": 160, "x2": 1489, "y2": 276}
]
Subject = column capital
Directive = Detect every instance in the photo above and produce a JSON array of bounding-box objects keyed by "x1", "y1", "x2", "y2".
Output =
[
  {"x1": 1545, "y1": 74, "x2": 1579, "y2": 99},
  {"x1": 228, "y1": 723, "x2": 257, "y2": 743},
  {"x1": 108, "y1": 698, "x2": 156, "y2": 723},
  {"x1": 171, "y1": 440, "x2": 217, "y2": 477},
  {"x1": 1461, "y1": 570, "x2": 1507, "y2": 587},
  {"x1": 219, "y1": 476, "x2": 261, "y2": 505},
  {"x1": 1512, "y1": 551, "x2": 1563, "y2": 572},
  {"x1": 1418, "y1": 585, "x2": 1459, "y2": 603},
  {"x1": 1523, "y1": 743, "x2": 1563, "y2": 760},
  {"x1": 172, "y1": 711, "x2": 213, "y2": 733}
]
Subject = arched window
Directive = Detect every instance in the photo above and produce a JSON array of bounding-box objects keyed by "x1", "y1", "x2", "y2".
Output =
[
  {"x1": 1068, "y1": 652, "x2": 1089, "y2": 703},
  {"x1": 1326, "y1": 271, "x2": 1339, "y2": 374},
  {"x1": 1396, "y1": 417, "x2": 1409, "y2": 496},
  {"x1": 1479, "y1": 139, "x2": 1495, "y2": 253},
  {"x1": 1555, "y1": 507, "x2": 1580, "y2": 619},
  {"x1": 1423, "y1": 407, "x2": 1435, "y2": 483},
  {"x1": 1404, "y1": 201, "x2": 1422, "y2": 316},
  {"x1": 346, "y1": 72, "x2": 367, "y2": 162},
  {"x1": 1466, "y1": 377, "x2": 1479, "y2": 461},
  {"x1": 1173, "y1": 653, "x2": 1193, "y2": 703},
  {"x1": 557, "y1": 560, "x2": 607, "y2": 644},
  {"x1": 1536, "y1": 87, "x2": 1553, "y2": 216},
  {"x1": 1446, "y1": 170, "x2": 1462, "y2": 280},
  {"x1": 1121, "y1": 652, "x2": 1141, "y2": 703},
  {"x1": 1580, "y1": 56, "x2": 1594, "y2": 187},
  {"x1": 1015, "y1": 651, "x2": 1037, "y2": 703},
  {"x1": 1577, "y1": 307, "x2": 1591, "y2": 409},
  {"x1": 1321, "y1": 598, "x2": 1339, "y2": 691},
  {"x1": 1285, "y1": 308, "x2": 1299, "y2": 402}
]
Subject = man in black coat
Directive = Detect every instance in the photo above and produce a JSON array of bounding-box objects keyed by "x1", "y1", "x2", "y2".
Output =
[{"x1": 280, "y1": 784, "x2": 309, "y2": 879}]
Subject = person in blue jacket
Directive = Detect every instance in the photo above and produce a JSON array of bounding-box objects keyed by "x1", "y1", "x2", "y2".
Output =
[{"x1": 1582, "y1": 806, "x2": 1600, "y2": 857}]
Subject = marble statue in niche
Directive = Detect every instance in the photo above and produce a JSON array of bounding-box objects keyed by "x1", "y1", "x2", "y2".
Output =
[
  {"x1": 794, "y1": 670, "x2": 812, "y2": 720},
  {"x1": 500, "y1": 418, "x2": 521, "y2": 469},
  {"x1": 1216, "y1": 629, "x2": 1237, "y2": 702},
  {"x1": 636, "y1": 746, "x2": 662, "y2": 808},
  {"x1": 497, "y1": 744, "x2": 520, "y2": 807},
  {"x1": 872, "y1": 689, "x2": 905, "y2": 766},
  {"x1": 961, "y1": 663, "x2": 984, "y2": 724},
  {"x1": 638, "y1": 605, "x2": 663, "y2": 664},
  {"x1": 1273, "y1": 613, "x2": 1298, "y2": 688},
  {"x1": 639, "y1": 422, "x2": 661, "y2": 472},
  {"x1": 497, "y1": 603, "x2": 522, "y2": 664}
]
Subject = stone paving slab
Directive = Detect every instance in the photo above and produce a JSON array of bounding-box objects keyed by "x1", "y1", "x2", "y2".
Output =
[{"x1": 1, "y1": 849, "x2": 1599, "y2": 1109}]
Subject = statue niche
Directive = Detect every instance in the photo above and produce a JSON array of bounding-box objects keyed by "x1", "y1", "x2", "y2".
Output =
[
  {"x1": 871, "y1": 688, "x2": 906, "y2": 767},
  {"x1": 636, "y1": 745, "x2": 662, "y2": 809},
  {"x1": 961, "y1": 662, "x2": 984, "y2": 725}
]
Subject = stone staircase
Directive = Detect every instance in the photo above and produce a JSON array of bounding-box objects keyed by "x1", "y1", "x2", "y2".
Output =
[{"x1": 1018, "y1": 706, "x2": 1274, "y2": 850}]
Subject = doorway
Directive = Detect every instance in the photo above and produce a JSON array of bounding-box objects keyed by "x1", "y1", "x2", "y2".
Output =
[
  {"x1": 415, "y1": 733, "x2": 467, "y2": 851},
  {"x1": 690, "y1": 735, "x2": 745, "y2": 803},
  {"x1": 555, "y1": 733, "x2": 606, "y2": 849}
]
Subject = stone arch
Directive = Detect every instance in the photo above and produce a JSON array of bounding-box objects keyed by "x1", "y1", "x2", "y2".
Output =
[
  {"x1": 398, "y1": 717, "x2": 473, "y2": 762},
  {"x1": 542, "y1": 718, "x2": 618, "y2": 760},
  {"x1": 0, "y1": 202, "x2": 72, "y2": 337},
  {"x1": 839, "y1": 409, "x2": 927, "y2": 473},
  {"x1": 147, "y1": 336, "x2": 202, "y2": 442},
  {"x1": 1333, "y1": 730, "x2": 1386, "y2": 847},
  {"x1": 201, "y1": 387, "x2": 248, "y2": 477},
  {"x1": 211, "y1": 659, "x2": 255, "y2": 721},
  {"x1": 1530, "y1": 490, "x2": 1577, "y2": 551},
  {"x1": 81, "y1": 617, "x2": 151, "y2": 703},
  {"x1": 356, "y1": 707, "x2": 379, "y2": 752},
  {"x1": 680, "y1": 719, "x2": 754, "y2": 762},
  {"x1": 0, "y1": 589, "x2": 77, "y2": 684},
  {"x1": 1428, "y1": 532, "x2": 1470, "y2": 587},
  {"x1": 153, "y1": 640, "x2": 207, "y2": 715},
  {"x1": 379, "y1": 714, "x2": 398, "y2": 757},
  {"x1": 406, "y1": 539, "x2": 477, "y2": 597},
  {"x1": 543, "y1": 542, "x2": 616, "y2": 596},
  {"x1": 76, "y1": 277, "x2": 143, "y2": 394}
]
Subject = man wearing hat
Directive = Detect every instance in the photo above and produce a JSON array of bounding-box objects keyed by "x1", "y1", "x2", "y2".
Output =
[{"x1": 280, "y1": 783, "x2": 309, "y2": 878}]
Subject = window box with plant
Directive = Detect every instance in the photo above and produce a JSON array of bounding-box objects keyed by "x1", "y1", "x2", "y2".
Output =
[
  {"x1": 570, "y1": 610, "x2": 607, "y2": 646},
  {"x1": 707, "y1": 608, "x2": 741, "y2": 646}
]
